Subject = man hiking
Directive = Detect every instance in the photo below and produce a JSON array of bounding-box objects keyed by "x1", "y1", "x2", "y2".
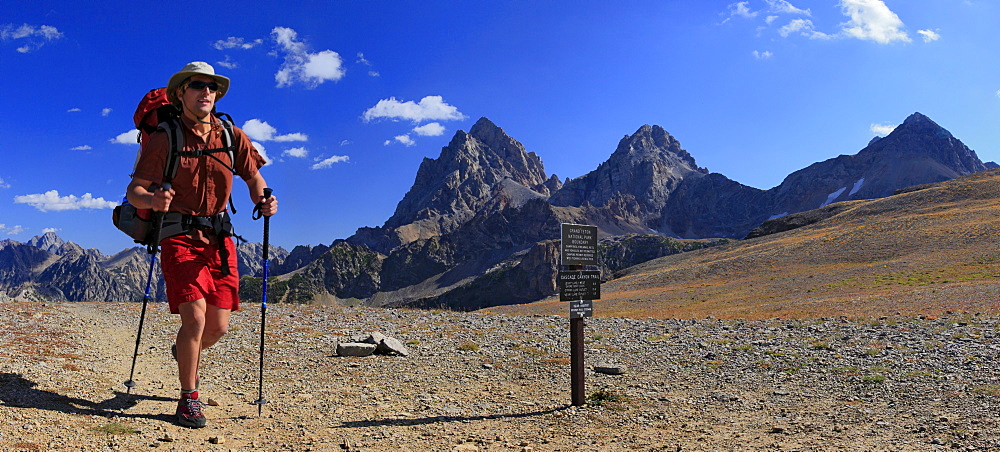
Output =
[{"x1": 126, "y1": 61, "x2": 277, "y2": 428}]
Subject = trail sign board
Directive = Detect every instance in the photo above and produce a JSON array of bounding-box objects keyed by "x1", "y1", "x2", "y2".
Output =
[
  {"x1": 561, "y1": 223, "x2": 598, "y2": 266},
  {"x1": 569, "y1": 299, "x2": 594, "y2": 319},
  {"x1": 558, "y1": 270, "x2": 601, "y2": 301}
]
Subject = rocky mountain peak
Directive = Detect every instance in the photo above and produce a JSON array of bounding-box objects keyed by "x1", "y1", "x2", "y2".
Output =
[
  {"x1": 368, "y1": 117, "x2": 554, "y2": 251},
  {"x1": 28, "y1": 232, "x2": 65, "y2": 254},
  {"x1": 549, "y1": 124, "x2": 706, "y2": 229},
  {"x1": 468, "y1": 117, "x2": 511, "y2": 149},
  {"x1": 861, "y1": 111, "x2": 984, "y2": 175},
  {"x1": 614, "y1": 125, "x2": 699, "y2": 170},
  {"x1": 902, "y1": 111, "x2": 935, "y2": 126}
]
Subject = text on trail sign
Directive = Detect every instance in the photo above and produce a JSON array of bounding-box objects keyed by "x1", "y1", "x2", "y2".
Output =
[
  {"x1": 569, "y1": 299, "x2": 593, "y2": 318},
  {"x1": 561, "y1": 223, "x2": 598, "y2": 266},
  {"x1": 559, "y1": 270, "x2": 601, "y2": 301}
]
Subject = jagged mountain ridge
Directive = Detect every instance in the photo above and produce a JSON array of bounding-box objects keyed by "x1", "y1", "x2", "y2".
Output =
[
  {"x1": 665, "y1": 112, "x2": 991, "y2": 238},
  {"x1": 0, "y1": 236, "x2": 289, "y2": 303},
  {"x1": 276, "y1": 111, "x2": 991, "y2": 310},
  {"x1": 2, "y1": 112, "x2": 990, "y2": 308},
  {"x1": 549, "y1": 124, "x2": 707, "y2": 228},
  {"x1": 350, "y1": 118, "x2": 561, "y2": 254}
]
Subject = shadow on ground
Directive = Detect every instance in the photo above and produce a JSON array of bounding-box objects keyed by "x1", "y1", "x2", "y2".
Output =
[
  {"x1": 336, "y1": 406, "x2": 569, "y2": 428},
  {"x1": 0, "y1": 372, "x2": 175, "y2": 423}
]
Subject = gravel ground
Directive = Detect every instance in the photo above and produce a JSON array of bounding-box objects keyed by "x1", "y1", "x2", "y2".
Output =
[{"x1": 1, "y1": 301, "x2": 1000, "y2": 451}]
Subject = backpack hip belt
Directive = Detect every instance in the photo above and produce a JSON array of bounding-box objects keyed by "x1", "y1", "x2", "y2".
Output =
[{"x1": 159, "y1": 211, "x2": 239, "y2": 276}]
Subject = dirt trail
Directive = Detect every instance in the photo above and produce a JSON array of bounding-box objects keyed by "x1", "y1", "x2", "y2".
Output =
[{"x1": 2, "y1": 301, "x2": 1000, "y2": 451}]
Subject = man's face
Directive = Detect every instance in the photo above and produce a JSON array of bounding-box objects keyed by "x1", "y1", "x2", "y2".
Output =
[{"x1": 179, "y1": 74, "x2": 219, "y2": 120}]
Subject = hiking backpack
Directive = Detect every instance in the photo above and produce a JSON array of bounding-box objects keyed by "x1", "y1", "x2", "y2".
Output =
[{"x1": 112, "y1": 87, "x2": 238, "y2": 251}]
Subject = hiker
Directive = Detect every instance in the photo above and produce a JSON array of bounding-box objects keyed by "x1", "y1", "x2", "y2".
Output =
[{"x1": 125, "y1": 61, "x2": 277, "y2": 428}]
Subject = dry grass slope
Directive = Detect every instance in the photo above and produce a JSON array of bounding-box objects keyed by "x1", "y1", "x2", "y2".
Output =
[{"x1": 491, "y1": 169, "x2": 1000, "y2": 319}]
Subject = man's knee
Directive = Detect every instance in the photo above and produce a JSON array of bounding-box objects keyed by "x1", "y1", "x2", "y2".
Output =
[{"x1": 205, "y1": 324, "x2": 229, "y2": 339}]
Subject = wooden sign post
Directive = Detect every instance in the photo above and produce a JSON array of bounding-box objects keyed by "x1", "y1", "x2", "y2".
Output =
[{"x1": 560, "y1": 223, "x2": 599, "y2": 406}]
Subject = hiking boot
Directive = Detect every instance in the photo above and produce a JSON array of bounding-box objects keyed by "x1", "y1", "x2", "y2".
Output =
[{"x1": 175, "y1": 393, "x2": 206, "y2": 428}]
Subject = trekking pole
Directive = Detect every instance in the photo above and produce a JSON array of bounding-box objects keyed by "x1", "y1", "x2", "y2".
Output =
[
  {"x1": 124, "y1": 251, "x2": 156, "y2": 393},
  {"x1": 253, "y1": 187, "x2": 273, "y2": 416},
  {"x1": 124, "y1": 182, "x2": 170, "y2": 393}
]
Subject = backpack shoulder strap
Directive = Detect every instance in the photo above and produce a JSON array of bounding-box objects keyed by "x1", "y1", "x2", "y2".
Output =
[
  {"x1": 215, "y1": 112, "x2": 237, "y2": 166},
  {"x1": 160, "y1": 116, "x2": 184, "y2": 184},
  {"x1": 216, "y1": 112, "x2": 239, "y2": 214}
]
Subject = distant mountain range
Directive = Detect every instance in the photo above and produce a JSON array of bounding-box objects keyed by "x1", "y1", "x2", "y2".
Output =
[{"x1": 1, "y1": 112, "x2": 992, "y2": 308}]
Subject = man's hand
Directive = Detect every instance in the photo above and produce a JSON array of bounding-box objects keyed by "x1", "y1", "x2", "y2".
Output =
[
  {"x1": 258, "y1": 194, "x2": 278, "y2": 217},
  {"x1": 151, "y1": 185, "x2": 174, "y2": 212}
]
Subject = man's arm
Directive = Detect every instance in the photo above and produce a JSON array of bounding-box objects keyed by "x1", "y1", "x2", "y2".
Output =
[
  {"x1": 127, "y1": 177, "x2": 174, "y2": 212},
  {"x1": 245, "y1": 172, "x2": 278, "y2": 216}
]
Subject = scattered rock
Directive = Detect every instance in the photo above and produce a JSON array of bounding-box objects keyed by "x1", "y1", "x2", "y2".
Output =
[
  {"x1": 337, "y1": 342, "x2": 377, "y2": 357},
  {"x1": 377, "y1": 335, "x2": 410, "y2": 356},
  {"x1": 593, "y1": 364, "x2": 627, "y2": 375},
  {"x1": 6, "y1": 302, "x2": 1000, "y2": 451}
]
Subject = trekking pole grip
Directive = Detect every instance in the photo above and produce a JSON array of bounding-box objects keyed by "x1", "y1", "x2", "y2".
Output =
[{"x1": 261, "y1": 188, "x2": 272, "y2": 259}]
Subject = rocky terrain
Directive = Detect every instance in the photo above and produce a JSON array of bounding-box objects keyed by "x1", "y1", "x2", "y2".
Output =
[{"x1": 2, "y1": 300, "x2": 999, "y2": 451}]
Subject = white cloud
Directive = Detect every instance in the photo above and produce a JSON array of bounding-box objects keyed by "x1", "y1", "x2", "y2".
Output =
[
  {"x1": 67, "y1": 108, "x2": 81, "y2": 113},
  {"x1": 251, "y1": 142, "x2": 274, "y2": 166},
  {"x1": 413, "y1": 122, "x2": 446, "y2": 136},
  {"x1": 42, "y1": 227, "x2": 59, "y2": 233},
  {"x1": 14, "y1": 190, "x2": 117, "y2": 212},
  {"x1": 216, "y1": 56, "x2": 238, "y2": 69},
  {"x1": 917, "y1": 29, "x2": 941, "y2": 43},
  {"x1": 282, "y1": 147, "x2": 309, "y2": 158},
  {"x1": 839, "y1": 0, "x2": 911, "y2": 44},
  {"x1": 778, "y1": 18, "x2": 833, "y2": 39},
  {"x1": 767, "y1": 0, "x2": 810, "y2": 15},
  {"x1": 729, "y1": 2, "x2": 757, "y2": 19},
  {"x1": 272, "y1": 26, "x2": 345, "y2": 88},
  {"x1": 311, "y1": 155, "x2": 349, "y2": 170},
  {"x1": 363, "y1": 96, "x2": 466, "y2": 123},
  {"x1": 0, "y1": 177, "x2": 9, "y2": 189},
  {"x1": 241, "y1": 119, "x2": 308, "y2": 142},
  {"x1": 101, "y1": 108, "x2": 112, "y2": 117},
  {"x1": 870, "y1": 122, "x2": 897, "y2": 136},
  {"x1": 213, "y1": 36, "x2": 263, "y2": 50},
  {"x1": 70, "y1": 145, "x2": 92, "y2": 151},
  {"x1": 0, "y1": 224, "x2": 26, "y2": 235},
  {"x1": 996, "y1": 89, "x2": 1000, "y2": 99},
  {"x1": 1, "y1": 23, "x2": 63, "y2": 53},
  {"x1": 357, "y1": 53, "x2": 380, "y2": 77},
  {"x1": 394, "y1": 135, "x2": 416, "y2": 147},
  {"x1": 779, "y1": 18, "x2": 808, "y2": 37},
  {"x1": 340, "y1": 140, "x2": 352, "y2": 146},
  {"x1": 753, "y1": 50, "x2": 774, "y2": 60},
  {"x1": 111, "y1": 130, "x2": 138, "y2": 145}
]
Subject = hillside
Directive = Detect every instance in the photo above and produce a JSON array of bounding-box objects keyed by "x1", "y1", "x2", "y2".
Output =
[
  {"x1": 2, "y1": 112, "x2": 992, "y2": 310},
  {"x1": 491, "y1": 169, "x2": 1000, "y2": 319}
]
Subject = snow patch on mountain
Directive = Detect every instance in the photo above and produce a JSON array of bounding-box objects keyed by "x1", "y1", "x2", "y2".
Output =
[
  {"x1": 820, "y1": 187, "x2": 847, "y2": 208},
  {"x1": 849, "y1": 177, "x2": 865, "y2": 196}
]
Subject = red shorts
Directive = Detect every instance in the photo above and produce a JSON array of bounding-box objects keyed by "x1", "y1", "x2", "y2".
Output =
[{"x1": 160, "y1": 235, "x2": 240, "y2": 314}]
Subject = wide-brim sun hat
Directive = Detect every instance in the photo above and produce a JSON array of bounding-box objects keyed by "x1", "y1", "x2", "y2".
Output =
[{"x1": 166, "y1": 61, "x2": 230, "y2": 105}]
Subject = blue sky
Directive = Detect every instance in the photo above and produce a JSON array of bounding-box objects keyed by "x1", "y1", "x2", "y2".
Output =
[{"x1": 2, "y1": 1, "x2": 999, "y2": 254}]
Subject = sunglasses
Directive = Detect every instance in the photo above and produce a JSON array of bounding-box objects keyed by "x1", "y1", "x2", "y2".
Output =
[{"x1": 186, "y1": 81, "x2": 220, "y2": 92}]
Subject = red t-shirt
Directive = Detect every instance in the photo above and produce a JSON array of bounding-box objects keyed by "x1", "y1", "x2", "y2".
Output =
[{"x1": 132, "y1": 114, "x2": 265, "y2": 216}]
